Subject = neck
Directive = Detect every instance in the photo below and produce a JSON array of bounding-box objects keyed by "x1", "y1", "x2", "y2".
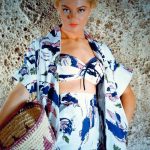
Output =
[{"x1": 60, "y1": 26, "x2": 86, "y2": 40}]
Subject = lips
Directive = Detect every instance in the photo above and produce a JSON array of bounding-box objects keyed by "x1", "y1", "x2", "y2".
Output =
[{"x1": 69, "y1": 23, "x2": 78, "y2": 27}]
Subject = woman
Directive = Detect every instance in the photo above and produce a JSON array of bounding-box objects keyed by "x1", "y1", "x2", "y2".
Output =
[{"x1": 0, "y1": 0, "x2": 136, "y2": 149}]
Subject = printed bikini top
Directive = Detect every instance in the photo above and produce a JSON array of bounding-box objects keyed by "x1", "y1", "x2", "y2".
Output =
[{"x1": 58, "y1": 53, "x2": 105, "y2": 90}]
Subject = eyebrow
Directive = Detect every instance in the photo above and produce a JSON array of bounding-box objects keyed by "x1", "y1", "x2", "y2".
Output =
[{"x1": 62, "y1": 5, "x2": 87, "y2": 8}]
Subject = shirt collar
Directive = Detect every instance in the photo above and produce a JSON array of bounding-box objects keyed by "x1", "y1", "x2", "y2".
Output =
[{"x1": 48, "y1": 23, "x2": 101, "y2": 61}]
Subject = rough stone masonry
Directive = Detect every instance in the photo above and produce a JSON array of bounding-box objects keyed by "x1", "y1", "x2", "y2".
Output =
[{"x1": 0, "y1": 0, "x2": 149, "y2": 149}]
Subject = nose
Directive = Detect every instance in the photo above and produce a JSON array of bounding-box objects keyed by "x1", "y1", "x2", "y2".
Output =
[{"x1": 68, "y1": 11, "x2": 78, "y2": 19}]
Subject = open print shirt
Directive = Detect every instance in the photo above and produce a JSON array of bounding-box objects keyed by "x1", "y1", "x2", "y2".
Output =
[{"x1": 12, "y1": 24, "x2": 133, "y2": 150}]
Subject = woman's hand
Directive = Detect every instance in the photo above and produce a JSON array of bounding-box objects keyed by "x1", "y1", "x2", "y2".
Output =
[
  {"x1": 120, "y1": 84, "x2": 136, "y2": 125},
  {"x1": 0, "y1": 83, "x2": 30, "y2": 128}
]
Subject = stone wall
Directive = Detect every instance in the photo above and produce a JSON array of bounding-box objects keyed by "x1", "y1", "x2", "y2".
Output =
[{"x1": 0, "y1": 0, "x2": 149, "y2": 149}]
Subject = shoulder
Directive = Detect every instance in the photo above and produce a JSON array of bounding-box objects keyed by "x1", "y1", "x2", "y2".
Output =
[
  {"x1": 29, "y1": 27, "x2": 56, "y2": 48},
  {"x1": 26, "y1": 32, "x2": 53, "y2": 55},
  {"x1": 93, "y1": 39, "x2": 115, "y2": 61}
]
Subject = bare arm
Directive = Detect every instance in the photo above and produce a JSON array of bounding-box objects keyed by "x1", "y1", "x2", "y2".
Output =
[
  {"x1": 120, "y1": 84, "x2": 136, "y2": 124},
  {"x1": 0, "y1": 83, "x2": 30, "y2": 128}
]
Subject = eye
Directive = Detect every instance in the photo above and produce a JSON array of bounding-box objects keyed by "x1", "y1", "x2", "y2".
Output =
[
  {"x1": 62, "y1": 8, "x2": 70, "y2": 14},
  {"x1": 78, "y1": 9, "x2": 85, "y2": 13}
]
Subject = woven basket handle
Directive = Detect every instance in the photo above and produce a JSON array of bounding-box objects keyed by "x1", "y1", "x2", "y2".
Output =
[{"x1": 37, "y1": 42, "x2": 41, "y2": 102}]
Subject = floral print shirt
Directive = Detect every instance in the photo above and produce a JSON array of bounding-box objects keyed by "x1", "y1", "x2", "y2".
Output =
[{"x1": 12, "y1": 24, "x2": 133, "y2": 150}]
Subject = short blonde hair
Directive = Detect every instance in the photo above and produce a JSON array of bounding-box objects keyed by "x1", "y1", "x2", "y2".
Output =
[{"x1": 53, "y1": 0, "x2": 98, "y2": 9}]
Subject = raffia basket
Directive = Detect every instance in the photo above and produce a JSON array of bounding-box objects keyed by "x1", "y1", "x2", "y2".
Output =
[{"x1": 0, "y1": 100, "x2": 56, "y2": 150}]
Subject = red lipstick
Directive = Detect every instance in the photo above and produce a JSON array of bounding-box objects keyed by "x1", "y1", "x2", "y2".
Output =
[{"x1": 69, "y1": 23, "x2": 78, "y2": 27}]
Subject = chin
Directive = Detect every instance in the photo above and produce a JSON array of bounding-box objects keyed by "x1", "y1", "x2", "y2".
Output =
[
  {"x1": 61, "y1": 23, "x2": 84, "y2": 32},
  {"x1": 66, "y1": 25, "x2": 79, "y2": 31}
]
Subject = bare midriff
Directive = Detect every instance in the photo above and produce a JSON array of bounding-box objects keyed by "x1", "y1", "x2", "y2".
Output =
[{"x1": 59, "y1": 78, "x2": 96, "y2": 94}]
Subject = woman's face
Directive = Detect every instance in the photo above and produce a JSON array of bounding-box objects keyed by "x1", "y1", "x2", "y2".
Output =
[{"x1": 55, "y1": 0, "x2": 92, "y2": 33}]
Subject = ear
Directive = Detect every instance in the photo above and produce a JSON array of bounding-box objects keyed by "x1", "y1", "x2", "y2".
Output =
[
  {"x1": 54, "y1": 4, "x2": 57, "y2": 9},
  {"x1": 54, "y1": 3, "x2": 57, "y2": 9},
  {"x1": 54, "y1": 3, "x2": 60, "y2": 14}
]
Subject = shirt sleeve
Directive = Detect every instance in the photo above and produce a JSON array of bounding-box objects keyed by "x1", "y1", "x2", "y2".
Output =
[
  {"x1": 11, "y1": 40, "x2": 38, "y2": 95},
  {"x1": 113, "y1": 60, "x2": 133, "y2": 97},
  {"x1": 102, "y1": 43, "x2": 134, "y2": 97}
]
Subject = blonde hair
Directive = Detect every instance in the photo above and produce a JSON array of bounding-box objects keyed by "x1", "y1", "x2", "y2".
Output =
[{"x1": 53, "y1": 0, "x2": 98, "y2": 9}]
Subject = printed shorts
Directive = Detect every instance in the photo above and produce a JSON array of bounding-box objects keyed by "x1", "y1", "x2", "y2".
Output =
[{"x1": 54, "y1": 92, "x2": 100, "y2": 150}]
